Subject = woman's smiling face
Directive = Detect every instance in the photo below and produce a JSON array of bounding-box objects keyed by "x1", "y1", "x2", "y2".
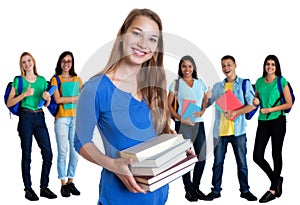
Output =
[
  {"x1": 181, "y1": 60, "x2": 194, "y2": 78},
  {"x1": 121, "y1": 15, "x2": 160, "y2": 66},
  {"x1": 264, "y1": 59, "x2": 276, "y2": 75}
]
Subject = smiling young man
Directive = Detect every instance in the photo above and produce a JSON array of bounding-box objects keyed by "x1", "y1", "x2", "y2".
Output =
[{"x1": 202, "y1": 55, "x2": 257, "y2": 201}]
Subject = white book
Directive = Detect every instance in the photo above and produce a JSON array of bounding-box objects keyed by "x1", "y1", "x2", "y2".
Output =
[
  {"x1": 131, "y1": 139, "x2": 192, "y2": 168},
  {"x1": 137, "y1": 159, "x2": 196, "y2": 192},
  {"x1": 135, "y1": 155, "x2": 198, "y2": 186},
  {"x1": 119, "y1": 134, "x2": 185, "y2": 162},
  {"x1": 130, "y1": 151, "x2": 188, "y2": 176}
]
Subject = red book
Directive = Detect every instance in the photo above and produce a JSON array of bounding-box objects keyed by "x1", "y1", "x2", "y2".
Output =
[
  {"x1": 138, "y1": 163, "x2": 195, "y2": 192},
  {"x1": 181, "y1": 99, "x2": 196, "y2": 116},
  {"x1": 215, "y1": 89, "x2": 243, "y2": 121},
  {"x1": 135, "y1": 155, "x2": 198, "y2": 190}
]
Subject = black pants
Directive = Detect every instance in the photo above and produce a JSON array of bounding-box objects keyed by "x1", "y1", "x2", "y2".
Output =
[
  {"x1": 253, "y1": 115, "x2": 286, "y2": 190},
  {"x1": 175, "y1": 121, "x2": 206, "y2": 191}
]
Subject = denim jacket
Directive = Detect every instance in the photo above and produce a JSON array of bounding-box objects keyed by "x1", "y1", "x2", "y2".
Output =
[{"x1": 208, "y1": 76, "x2": 255, "y2": 138}]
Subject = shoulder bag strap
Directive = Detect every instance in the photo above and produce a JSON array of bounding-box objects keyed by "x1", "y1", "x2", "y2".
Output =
[{"x1": 17, "y1": 76, "x2": 23, "y2": 95}]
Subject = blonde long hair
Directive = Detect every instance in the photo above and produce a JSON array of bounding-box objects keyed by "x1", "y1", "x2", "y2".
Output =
[
  {"x1": 19, "y1": 52, "x2": 39, "y2": 76},
  {"x1": 98, "y1": 8, "x2": 170, "y2": 134}
]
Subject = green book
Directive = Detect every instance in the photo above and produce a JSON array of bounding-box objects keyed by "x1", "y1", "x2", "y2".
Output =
[{"x1": 61, "y1": 81, "x2": 79, "y2": 110}]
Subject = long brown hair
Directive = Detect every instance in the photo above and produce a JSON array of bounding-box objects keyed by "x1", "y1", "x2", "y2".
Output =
[
  {"x1": 99, "y1": 8, "x2": 170, "y2": 134},
  {"x1": 262, "y1": 54, "x2": 282, "y2": 77},
  {"x1": 19, "y1": 52, "x2": 38, "y2": 76}
]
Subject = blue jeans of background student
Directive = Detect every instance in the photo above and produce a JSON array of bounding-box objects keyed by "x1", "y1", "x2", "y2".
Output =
[
  {"x1": 211, "y1": 134, "x2": 250, "y2": 194},
  {"x1": 54, "y1": 117, "x2": 78, "y2": 180},
  {"x1": 175, "y1": 121, "x2": 206, "y2": 191},
  {"x1": 17, "y1": 109, "x2": 53, "y2": 190}
]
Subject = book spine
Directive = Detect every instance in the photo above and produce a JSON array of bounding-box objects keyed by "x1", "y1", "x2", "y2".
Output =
[
  {"x1": 131, "y1": 139, "x2": 191, "y2": 168},
  {"x1": 121, "y1": 135, "x2": 184, "y2": 161},
  {"x1": 135, "y1": 155, "x2": 198, "y2": 184},
  {"x1": 138, "y1": 163, "x2": 195, "y2": 192},
  {"x1": 131, "y1": 152, "x2": 187, "y2": 176}
]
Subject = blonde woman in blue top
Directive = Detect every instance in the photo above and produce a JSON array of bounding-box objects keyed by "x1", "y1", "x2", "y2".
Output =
[
  {"x1": 6, "y1": 52, "x2": 57, "y2": 201},
  {"x1": 74, "y1": 9, "x2": 176, "y2": 205},
  {"x1": 168, "y1": 55, "x2": 207, "y2": 202},
  {"x1": 253, "y1": 55, "x2": 293, "y2": 203}
]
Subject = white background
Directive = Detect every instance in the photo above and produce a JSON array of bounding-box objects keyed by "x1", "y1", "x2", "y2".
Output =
[{"x1": 0, "y1": 0, "x2": 298, "y2": 204}]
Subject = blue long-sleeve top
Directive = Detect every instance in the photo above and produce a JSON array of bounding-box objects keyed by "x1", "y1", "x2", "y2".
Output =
[{"x1": 74, "y1": 74, "x2": 168, "y2": 205}]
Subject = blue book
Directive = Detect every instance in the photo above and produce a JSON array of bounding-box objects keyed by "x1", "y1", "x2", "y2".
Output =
[
  {"x1": 37, "y1": 85, "x2": 58, "y2": 109},
  {"x1": 182, "y1": 103, "x2": 201, "y2": 122}
]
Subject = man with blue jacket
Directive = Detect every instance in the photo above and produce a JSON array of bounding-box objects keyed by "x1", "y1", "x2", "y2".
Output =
[{"x1": 202, "y1": 55, "x2": 257, "y2": 201}]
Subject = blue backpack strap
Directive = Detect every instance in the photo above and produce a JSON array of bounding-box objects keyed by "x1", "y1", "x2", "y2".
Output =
[
  {"x1": 12, "y1": 76, "x2": 23, "y2": 117},
  {"x1": 16, "y1": 76, "x2": 23, "y2": 95},
  {"x1": 241, "y1": 78, "x2": 259, "y2": 120},
  {"x1": 55, "y1": 75, "x2": 61, "y2": 89},
  {"x1": 242, "y1": 79, "x2": 245, "y2": 102},
  {"x1": 277, "y1": 76, "x2": 283, "y2": 93},
  {"x1": 242, "y1": 79, "x2": 246, "y2": 91},
  {"x1": 277, "y1": 76, "x2": 285, "y2": 103},
  {"x1": 241, "y1": 79, "x2": 249, "y2": 104}
]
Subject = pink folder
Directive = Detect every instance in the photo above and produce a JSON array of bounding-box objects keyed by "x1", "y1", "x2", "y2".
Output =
[
  {"x1": 181, "y1": 99, "x2": 196, "y2": 116},
  {"x1": 215, "y1": 90, "x2": 243, "y2": 121}
]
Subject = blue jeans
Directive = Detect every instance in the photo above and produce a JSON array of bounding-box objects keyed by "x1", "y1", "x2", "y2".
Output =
[
  {"x1": 175, "y1": 121, "x2": 206, "y2": 191},
  {"x1": 17, "y1": 109, "x2": 53, "y2": 190},
  {"x1": 54, "y1": 117, "x2": 78, "y2": 179},
  {"x1": 211, "y1": 134, "x2": 250, "y2": 194}
]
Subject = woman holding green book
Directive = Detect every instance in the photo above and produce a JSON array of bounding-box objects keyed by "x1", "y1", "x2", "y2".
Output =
[{"x1": 51, "y1": 51, "x2": 83, "y2": 198}]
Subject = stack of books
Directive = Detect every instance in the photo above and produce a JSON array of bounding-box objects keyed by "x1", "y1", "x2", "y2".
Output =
[{"x1": 119, "y1": 134, "x2": 198, "y2": 192}]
